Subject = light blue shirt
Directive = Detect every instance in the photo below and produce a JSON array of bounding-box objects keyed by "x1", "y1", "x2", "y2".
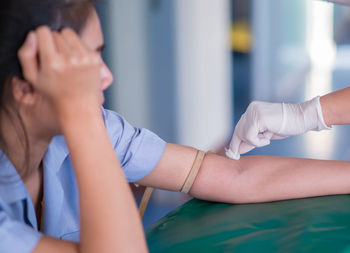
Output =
[{"x1": 0, "y1": 108, "x2": 166, "y2": 253}]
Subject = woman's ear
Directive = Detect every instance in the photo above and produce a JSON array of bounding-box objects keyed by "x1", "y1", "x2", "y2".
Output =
[{"x1": 11, "y1": 77, "x2": 36, "y2": 105}]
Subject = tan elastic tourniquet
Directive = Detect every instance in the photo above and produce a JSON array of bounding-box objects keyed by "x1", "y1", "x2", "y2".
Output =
[
  {"x1": 180, "y1": 150, "x2": 206, "y2": 194},
  {"x1": 139, "y1": 187, "x2": 154, "y2": 218}
]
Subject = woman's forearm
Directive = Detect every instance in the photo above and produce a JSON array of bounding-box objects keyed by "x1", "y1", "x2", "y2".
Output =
[
  {"x1": 61, "y1": 108, "x2": 147, "y2": 253},
  {"x1": 190, "y1": 153, "x2": 350, "y2": 204},
  {"x1": 236, "y1": 156, "x2": 350, "y2": 202}
]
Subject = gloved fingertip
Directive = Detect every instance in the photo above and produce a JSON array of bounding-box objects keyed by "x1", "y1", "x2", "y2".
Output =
[
  {"x1": 239, "y1": 142, "x2": 255, "y2": 154},
  {"x1": 225, "y1": 148, "x2": 240, "y2": 160}
]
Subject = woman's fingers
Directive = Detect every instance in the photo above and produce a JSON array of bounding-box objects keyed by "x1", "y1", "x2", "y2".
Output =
[
  {"x1": 18, "y1": 26, "x2": 92, "y2": 87},
  {"x1": 60, "y1": 28, "x2": 87, "y2": 56},
  {"x1": 18, "y1": 26, "x2": 101, "y2": 113},
  {"x1": 36, "y1": 26, "x2": 57, "y2": 63},
  {"x1": 52, "y1": 31, "x2": 73, "y2": 56},
  {"x1": 17, "y1": 31, "x2": 39, "y2": 84}
]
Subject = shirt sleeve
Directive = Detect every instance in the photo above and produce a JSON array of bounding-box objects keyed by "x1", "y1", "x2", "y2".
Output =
[
  {"x1": 102, "y1": 109, "x2": 167, "y2": 182},
  {"x1": 0, "y1": 210, "x2": 42, "y2": 253}
]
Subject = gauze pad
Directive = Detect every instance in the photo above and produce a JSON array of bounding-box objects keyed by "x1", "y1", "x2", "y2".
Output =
[{"x1": 225, "y1": 148, "x2": 240, "y2": 160}]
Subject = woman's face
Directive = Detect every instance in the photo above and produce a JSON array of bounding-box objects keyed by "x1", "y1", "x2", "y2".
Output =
[
  {"x1": 80, "y1": 8, "x2": 114, "y2": 105},
  {"x1": 26, "y1": 8, "x2": 114, "y2": 139}
]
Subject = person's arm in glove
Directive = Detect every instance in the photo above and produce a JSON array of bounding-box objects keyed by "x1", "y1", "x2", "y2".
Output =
[
  {"x1": 320, "y1": 86, "x2": 350, "y2": 126},
  {"x1": 226, "y1": 96, "x2": 331, "y2": 159}
]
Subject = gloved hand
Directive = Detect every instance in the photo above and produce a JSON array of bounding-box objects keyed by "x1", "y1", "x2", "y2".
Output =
[{"x1": 226, "y1": 96, "x2": 331, "y2": 160}]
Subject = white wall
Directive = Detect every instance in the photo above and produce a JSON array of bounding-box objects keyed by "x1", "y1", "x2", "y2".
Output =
[
  {"x1": 106, "y1": 0, "x2": 152, "y2": 129},
  {"x1": 252, "y1": 0, "x2": 309, "y2": 102},
  {"x1": 106, "y1": 0, "x2": 233, "y2": 150},
  {"x1": 174, "y1": 0, "x2": 233, "y2": 150}
]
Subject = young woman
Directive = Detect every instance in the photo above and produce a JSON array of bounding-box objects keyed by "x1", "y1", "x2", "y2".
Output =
[{"x1": 1, "y1": 0, "x2": 350, "y2": 252}]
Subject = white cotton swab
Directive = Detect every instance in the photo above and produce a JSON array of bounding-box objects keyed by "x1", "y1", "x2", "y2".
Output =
[{"x1": 225, "y1": 148, "x2": 240, "y2": 160}]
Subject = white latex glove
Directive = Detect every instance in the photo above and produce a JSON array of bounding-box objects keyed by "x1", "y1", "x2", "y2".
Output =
[{"x1": 226, "y1": 96, "x2": 331, "y2": 160}]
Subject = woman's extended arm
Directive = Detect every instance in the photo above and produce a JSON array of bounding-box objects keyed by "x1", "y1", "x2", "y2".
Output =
[{"x1": 138, "y1": 143, "x2": 350, "y2": 203}]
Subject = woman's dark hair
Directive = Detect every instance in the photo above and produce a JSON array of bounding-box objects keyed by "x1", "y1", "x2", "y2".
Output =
[{"x1": 0, "y1": 0, "x2": 97, "y2": 179}]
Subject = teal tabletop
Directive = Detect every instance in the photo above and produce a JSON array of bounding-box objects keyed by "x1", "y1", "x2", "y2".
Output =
[{"x1": 146, "y1": 195, "x2": 350, "y2": 252}]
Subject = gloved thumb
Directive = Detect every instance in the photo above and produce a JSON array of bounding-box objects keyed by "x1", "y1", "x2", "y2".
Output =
[
  {"x1": 237, "y1": 142, "x2": 256, "y2": 154},
  {"x1": 227, "y1": 133, "x2": 242, "y2": 159},
  {"x1": 255, "y1": 137, "x2": 271, "y2": 147},
  {"x1": 226, "y1": 140, "x2": 257, "y2": 159},
  {"x1": 227, "y1": 133, "x2": 259, "y2": 159}
]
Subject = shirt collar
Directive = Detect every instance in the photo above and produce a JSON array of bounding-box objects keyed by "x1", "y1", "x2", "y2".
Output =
[
  {"x1": 0, "y1": 135, "x2": 69, "y2": 205},
  {"x1": 0, "y1": 151, "x2": 27, "y2": 204},
  {"x1": 0, "y1": 107, "x2": 105, "y2": 205},
  {"x1": 44, "y1": 135, "x2": 69, "y2": 173}
]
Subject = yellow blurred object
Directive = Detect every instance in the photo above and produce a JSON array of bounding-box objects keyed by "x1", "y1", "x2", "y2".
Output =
[{"x1": 231, "y1": 21, "x2": 252, "y2": 53}]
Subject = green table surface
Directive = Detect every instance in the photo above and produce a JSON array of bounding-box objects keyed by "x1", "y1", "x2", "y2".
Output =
[{"x1": 146, "y1": 195, "x2": 350, "y2": 252}]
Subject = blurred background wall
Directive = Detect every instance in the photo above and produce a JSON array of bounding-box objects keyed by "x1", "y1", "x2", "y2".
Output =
[
  {"x1": 101, "y1": 0, "x2": 232, "y2": 151},
  {"x1": 96, "y1": 0, "x2": 350, "y2": 228}
]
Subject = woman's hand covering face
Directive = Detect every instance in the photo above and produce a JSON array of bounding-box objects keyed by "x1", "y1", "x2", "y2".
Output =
[{"x1": 17, "y1": 26, "x2": 102, "y2": 118}]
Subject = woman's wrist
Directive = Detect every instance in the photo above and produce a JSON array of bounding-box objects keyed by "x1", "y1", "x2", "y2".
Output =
[{"x1": 54, "y1": 100, "x2": 102, "y2": 128}]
